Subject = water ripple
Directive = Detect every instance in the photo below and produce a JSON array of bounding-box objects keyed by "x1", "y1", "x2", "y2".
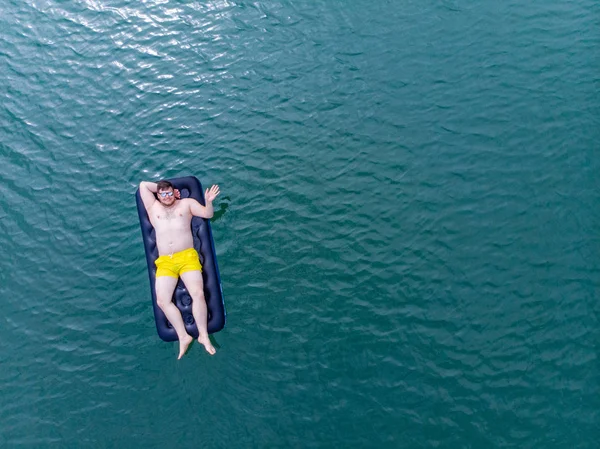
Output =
[{"x1": 0, "y1": 0, "x2": 598, "y2": 447}]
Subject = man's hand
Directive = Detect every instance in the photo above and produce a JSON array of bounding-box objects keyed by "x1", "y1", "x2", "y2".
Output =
[
  {"x1": 189, "y1": 185, "x2": 219, "y2": 219},
  {"x1": 205, "y1": 185, "x2": 220, "y2": 203}
]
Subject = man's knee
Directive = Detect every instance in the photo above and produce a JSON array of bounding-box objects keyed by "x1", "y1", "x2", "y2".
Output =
[
  {"x1": 188, "y1": 287, "x2": 205, "y2": 301},
  {"x1": 156, "y1": 294, "x2": 173, "y2": 309}
]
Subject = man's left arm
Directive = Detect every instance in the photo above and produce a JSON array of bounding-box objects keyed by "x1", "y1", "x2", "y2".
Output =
[
  {"x1": 189, "y1": 199, "x2": 214, "y2": 219},
  {"x1": 188, "y1": 184, "x2": 220, "y2": 218}
]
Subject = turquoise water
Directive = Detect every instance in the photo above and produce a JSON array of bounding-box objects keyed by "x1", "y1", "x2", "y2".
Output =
[{"x1": 1, "y1": 0, "x2": 598, "y2": 447}]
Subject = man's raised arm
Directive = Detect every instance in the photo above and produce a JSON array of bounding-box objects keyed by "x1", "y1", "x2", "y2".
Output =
[
  {"x1": 189, "y1": 184, "x2": 220, "y2": 219},
  {"x1": 189, "y1": 199, "x2": 214, "y2": 219},
  {"x1": 139, "y1": 181, "x2": 158, "y2": 212}
]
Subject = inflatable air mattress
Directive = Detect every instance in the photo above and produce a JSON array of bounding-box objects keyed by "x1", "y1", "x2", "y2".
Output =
[{"x1": 135, "y1": 176, "x2": 225, "y2": 341}]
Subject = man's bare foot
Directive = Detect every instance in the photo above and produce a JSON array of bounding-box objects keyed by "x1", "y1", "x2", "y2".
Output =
[
  {"x1": 198, "y1": 334, "x2": 216, "y2": 355},
  {"x1": 178, "y1": 334, "x2": 194, "y2": 359}
]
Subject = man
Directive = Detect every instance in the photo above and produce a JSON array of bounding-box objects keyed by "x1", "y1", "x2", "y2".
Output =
[{"x1": 139, "y1": 179, "x2": 220, "y2": 359}]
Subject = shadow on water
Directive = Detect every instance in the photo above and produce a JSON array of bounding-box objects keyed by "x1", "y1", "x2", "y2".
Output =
[{"x1": 211, "y1": 197, "x2": 230, "y2": 222}]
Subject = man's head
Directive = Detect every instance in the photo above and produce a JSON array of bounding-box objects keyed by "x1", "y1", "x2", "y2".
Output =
[{"x1": 156, "y1": 180, "x2": 175, "y2": 206}]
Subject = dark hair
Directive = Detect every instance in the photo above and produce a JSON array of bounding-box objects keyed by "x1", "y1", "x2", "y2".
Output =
[{"x1": 156, "y1": 180, "x2": 173, "y2": 192}]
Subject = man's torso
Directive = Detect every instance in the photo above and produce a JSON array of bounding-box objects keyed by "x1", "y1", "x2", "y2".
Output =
[{"x1": 148, "y1": 200, "x2": 194, "y2": 256}]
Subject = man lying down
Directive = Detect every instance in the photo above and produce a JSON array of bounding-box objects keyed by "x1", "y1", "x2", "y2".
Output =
[{"x1": 139, "y1": 180, "x2": 220, "y2": 359}]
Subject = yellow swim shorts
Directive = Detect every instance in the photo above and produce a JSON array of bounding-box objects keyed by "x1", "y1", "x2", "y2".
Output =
[{"x1": 155, "y1": 248, "x2": 202, "y2": 278}]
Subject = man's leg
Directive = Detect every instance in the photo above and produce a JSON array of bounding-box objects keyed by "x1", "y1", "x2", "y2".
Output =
[
  {"x1": 155, "y1": 275, "x2": 193, "y2": 359},
  {"x1": 180, "y1": 270, "x2": 216, "y2": 355}
]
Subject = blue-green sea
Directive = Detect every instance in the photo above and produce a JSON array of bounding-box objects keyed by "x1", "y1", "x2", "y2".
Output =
[{"x1": 1, "y1": 0, "x2": 598, "y2": 447}]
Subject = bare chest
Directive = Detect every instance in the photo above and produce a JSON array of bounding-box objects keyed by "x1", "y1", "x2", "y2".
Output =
[{"x1": 150, "y1": 204, "x2": 191, "y2": 228}]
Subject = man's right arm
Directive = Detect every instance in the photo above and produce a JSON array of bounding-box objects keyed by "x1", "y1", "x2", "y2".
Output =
[{"x1": 139, "y1": 181, "x2": 157, "y2": 212}]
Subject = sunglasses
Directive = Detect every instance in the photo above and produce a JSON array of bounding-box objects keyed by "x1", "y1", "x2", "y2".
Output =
[{"x1": 158, "y1": 191, "x2": 174, "y2": 198}]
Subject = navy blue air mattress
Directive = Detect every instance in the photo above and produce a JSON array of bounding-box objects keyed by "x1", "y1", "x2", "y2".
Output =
[{"x1": 135, "y1": 176, "x2": 225, "y2": 341}]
